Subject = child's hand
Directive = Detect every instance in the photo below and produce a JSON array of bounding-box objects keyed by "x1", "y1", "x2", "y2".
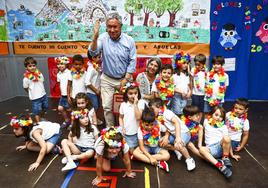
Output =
[
  {"x1": 92, "y1": 176, "x2": 103, "y2": 185},
  {"x1": 123, "y1": 171, "x2": 136, "y2": 178},
  {"x1": 149, "y1": 157, "x2": 157, "y2": 165},
  {"x1": 16, "y1": 145, "x2": 26, "y2": 151},
  {"x1": 159, "y1": 136, "x2": 169, "y2": 147},
  {"x1": 235, "y1": 146, "x2": 243, "y2": 152},
  {"x1": 28, "y1": 162, "x2": 40, "y2": 171},
  {"x1": 174, "y1": 138, "x2": 184, "y2": 150},
  {"x1": 231, "y1": 154, "x2": 241, "y2": 161}
]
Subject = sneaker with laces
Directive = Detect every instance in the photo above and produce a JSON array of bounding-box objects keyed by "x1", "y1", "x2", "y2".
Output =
[
  {"x1": 158, "y1": 161, "x2": 169, "y2": 172},
  {"x1": 218, "y1": 160, "x2": 232, "y2": 178},
  {"x1": 185, "y1": 157, "x2": 196, "y2": 171},
  {"x1": 174, "y1": 150, "x2": 182, "y2": 160},
  {"x1": 222, "y1": 157, "x2": 232, "y2": 169},
  {"x1": 61, "y1": 161, "x2": 77, "y2": 172},
  {"x1": 61, "y1": 155, "x2": 77, "y2": 164}
]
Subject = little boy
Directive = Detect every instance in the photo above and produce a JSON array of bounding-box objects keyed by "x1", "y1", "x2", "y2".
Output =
[
  {"x1": 226, "y1": 98, "x2": 250, "y2": 160},
  {"x1": 149, "y1": 98, "x2": 196, "y2": 171},
  {"x1": 56, "y1": 56, "x2": 71, "y2": 127},
  {"x1": 23, "y1": 57, "x2": 48, "y2": 122}
]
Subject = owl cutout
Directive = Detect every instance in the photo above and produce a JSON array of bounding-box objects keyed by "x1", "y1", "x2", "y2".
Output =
[
  {"x1": 256, "y1": 17, "x2": 268, "y2": 44},
  {"x1": 218, "y1": 23, "x2": 241, "y2": 50}
]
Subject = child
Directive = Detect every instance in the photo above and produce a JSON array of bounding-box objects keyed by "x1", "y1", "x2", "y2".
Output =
[
  {"x1": 226, "y1": 98, "x2": 250, "y2": 160},
  {"x1": 11, "y1": 115, "x2": 61, "y2": 171},
  {"x1": 199, "y1": 106, "x2": 233, "y2": 178},
  {"x1": 67, "y1": 54, "x2": 87, "y2": 106},
  {"x1": 61, "y1": 108, "x2": 99, "y2": 171},
  {"x1": 151, "y1": 64, "x2": 175, "y2": 107},
  {"x1": 55, "y1": 56, "x2": 71, "y2": 127},
  {"x1": 181, "y1": 105, "x2": 203, "y2": 158},
  {"x1": 119, "y1": 82, "x2": 146, "y2": 153},
  {"x1": 23, "y1": 57, "x2": 48, "y2": 122},
  {"x1": 150, "y1": 98, "x2": 196, "y2": 171},
  {"x1": 74, "y1": 92, "x2": 97, "y2": 126},
  {"x1": 204, "y1": 56, "x2": 229, "y2": 113},
  {"x1": 133, "y1": 106, "x2": 170, "y2": 172},
  {"x1": 92, "y1": 127, "x2": 136, "y2": 185},
  {"x1": 170, "y1": 51, "x2": 192, "y2": 115},
  {"x1": 85, "y1": 51, "x2": 102, "y2": 111},
  {"x1": 191, "y1": 54, "x2": 207, "y2": 112}
]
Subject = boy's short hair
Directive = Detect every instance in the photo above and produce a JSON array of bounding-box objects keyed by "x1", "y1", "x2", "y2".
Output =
[
  {"x1": 72, "y1": 54, "x2": 84, "y2": 64},
  {"x1": 142, "y1": 106, "x2": 155, "y2": 123},
  {"x1": 235, "y1": 98, "x2": 249, "y2": 109},
  {"x1": 87, "y1": 51, "x2": 101, "y2": 61},
  {"x1": 149, "y1": 98, "x2": 164, "y2": 108},
  {"x1": 161, "y1": 63, "x2": 173, "y2": 74},
  {"x1": 183, "y1": 105, "x2": 200, "y2": 117},
  {"x1": 24, "y1": 57, "x2": 37, "y2": 67},
  {"x1": 212, "y1": 55, "x2": 225, "y2": 65},
  {"x1": 194, "y1": 54, "x2": 206, "y2": 64}
]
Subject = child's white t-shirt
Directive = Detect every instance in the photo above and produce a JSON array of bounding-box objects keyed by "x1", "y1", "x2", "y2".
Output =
[
  {"x1": 57, "y1": 69, "x2": 70, "y2": 96},
  {"x1": 30, "y1": 121, "x2": 60, "y2": 143},
  {"x1": 23, "y1": 73, "x2": 46, "y2": 100},
  {"x1": 204, "y1": 118, "x2": 228, "y2": 146},
  {"x1": 68, "y1": 71, "x2": 87, "y2": 99},
  {"x1": 94, "y1": 137, "x2": 129, "y2": 156},
  {"x1": 119, "y1": 99, "x2": 147, "y2": 135},
  {"x1": 190, "y1": 68, "x2": 206, "y2": 96},
  {"x1": 162, "y1": 109, "x2": 189, "y2": 135},
  {"x1": 85, "y1": 64, "x2": 101, "y2": 94},
  {"x1": 73, "y1": 125, "x2": 99, "y2": 148},
  {"x1": 173, "y1": 73, "x2": 190, "y2": 94},
  {"x1": 204, "y1": 72, "x2": 229, "y2": 103},
  {"x1": 226, "y1": 112, "x2": 250, "y2": 142}
]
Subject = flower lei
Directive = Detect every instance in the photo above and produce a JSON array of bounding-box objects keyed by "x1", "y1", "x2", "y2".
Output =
[
  {"x1": 55, "y1": 56, "x2": 70, "y2": 65},
  {"x1": 101, "y1": 127, "x2": 125, "y2": 148},
  {"x1": 193, "y1": 66, "x2": 206, "y2": 93},
  {"x1": 140, "y1": 121, "x2": 160, "y2": 146},
  {"x1": 24, "y1": 69, "x2": 42, "y2": 81},
  {"x1": 173, "y1": 51, "x2": 191, "y2": 69},
  {"x1": 10, "y1": 116, "x2": 33, "y2": 128},
  {"x1": 205, "y1": 68, "x2": 227, "y2": 106},
  {"x1": 155, "y1": 75, "x2": 174, "y2": 105},
  {"x1": 70, "y1": 67, "x2": 85, "y2": 79},
  {"x1": 120, "y1": 82, "x2": 139, "y2": 94},
  {"x1": 180, "y1": 115, "x2": 199, "y2": 141},
  {"x1": 157, "y1": 106, "x2": 165, "y2": 125},
  {"x1": 226, "y1": 111, "x2": 247, "y2": 131},
  {"x1": 71, "y1": 109, "x2": 89, "y2": 120},
  {"x1": 208, "y1": 116, "x2": 225, "y2": 128}
]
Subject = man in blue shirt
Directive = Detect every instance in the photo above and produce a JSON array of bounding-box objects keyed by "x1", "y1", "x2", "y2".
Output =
[{"x1": 88, "y1": 12, "x2": 137, "y2": 127}]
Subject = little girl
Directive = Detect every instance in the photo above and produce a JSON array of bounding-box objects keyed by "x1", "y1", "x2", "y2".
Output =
[
  {"x1": 11, "y1": 115, "x2": 61, "y2": 171},
  {"x1": 199, "y1": 106, "x2": 233, "y2": 178},
  {"x1": 56, "y1": 56, "x2": 71, "y2": 128},
  {"x1": 92, "y1": 127, "x2": 136, "y2": 185},
  {"x1": 170, "y1": 51, "x2": 192, "y2": 116},
  {"x1": 61, "y1": 108, "x2": 99, "y2": 171},
  {"x1": 119, "y1": 82, "x2": 146, "y2": 153},
  {"x1": 73, "y1": 92, "x2": 97, "y2": 126},
  {"x1": 133, "y1": 106, "x2": 170, "y2": 172}
]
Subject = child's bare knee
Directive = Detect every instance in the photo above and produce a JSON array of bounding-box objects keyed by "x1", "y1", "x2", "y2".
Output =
[
  {"x1": 61, "y1": 139, "x2": 68, "y2": 146},
  {"x1": 222, "y1": 136, "x2": 231, "y2": 143}
]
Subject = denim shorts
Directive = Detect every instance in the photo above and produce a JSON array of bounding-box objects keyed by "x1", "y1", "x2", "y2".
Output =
[
  {"x1": 168, "y1": 132, "x2": 191, "y2": 146},
  {"x1": 46, "y1": 133, "x2": 60, "y2": 145},
  {"x1": 32, "y1": 95, "x2": 49, "y2": 115},
  {"x1": 124, "y1": 134, "x2": 138, "y2": 149},
  {"x1": 204, "y1": 101, "x2": 223, "y2": 113},
  {"x1": 207, "y1": 141, "x2": 223, "y2": 158},
  {"x1": 231, "y1": 140, "x2": 240, "y2": 150},
  {"x1": 170, "y1": 93, "x2": 187, "y2": 115},
  {"x1": 75, "y1": 145, "x2": 95, "y2": 153},
  {"x1": 144, "y1": 145, "x2": 161, "y2": 154},
  {"x1": 191, "y1": 95, "x2": 205, "y2": 112},
  {"x1": 58, "y1": 96, "x2": 70, "y2": 109},
  {"x1": 87, "y1": 93, "x2": 99, "y2": 110}
]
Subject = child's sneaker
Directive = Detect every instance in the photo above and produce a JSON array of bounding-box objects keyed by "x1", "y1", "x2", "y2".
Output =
[
  {"x1": 218, "y1": 160, "x2": 232, "y2": 178},
  {"x1": 174, "y1": 150, "x2": 182, "y2": 160},
  {"x1": 185, "y1": 157, "x2": 196, "y2": 171},
  {"x1": 61, "y1": 155, "x2": 77, "y2": 164},
  {"x1": 157, "y1": 161, "x2": 169, "y2": 172},
  {"x1": 222, "y1": 157, "x2": 232, "y2": 169},
  {"x1": 61, "y1": 161, "x2": 77, "y2": 171}
]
